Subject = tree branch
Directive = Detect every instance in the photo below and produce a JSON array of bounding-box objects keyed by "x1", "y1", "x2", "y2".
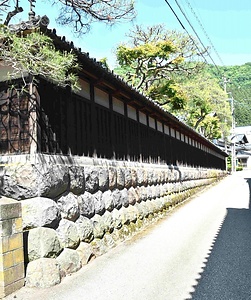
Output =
[
  {"x1": 56, "y1": 0, "x2": 136, "y2": 34},
  {"x1": 4, "y1": 0, "x2": 23, "y2": 25}
]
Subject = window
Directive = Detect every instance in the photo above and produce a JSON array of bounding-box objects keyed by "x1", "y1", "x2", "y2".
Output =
[
  {"x1": 127, "y1": 105, "x2": 137, "y2": 121},
  {"x1": 149, "y1": 117, "x2": 155, "y2": 129},
  {"x1": 76, "y1": 79, "x2": 90, "y2": 100},
  {"x1": 94, "y1": 88, "x2": 109, "y2": 108},
  {"x1": 139, "y1": 111, "x2": 147, "y2": 125},
  {"x1": 157, "y1": 121, "x2": 163, "y2": 132},
  {"x1": 113, "y1": 97, "x2": 124, "y2": 115}
]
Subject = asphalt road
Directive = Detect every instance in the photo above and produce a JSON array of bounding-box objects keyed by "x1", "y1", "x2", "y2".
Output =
[{"x1": 6, "y1": 170, "x2": 251, "y2": 300}]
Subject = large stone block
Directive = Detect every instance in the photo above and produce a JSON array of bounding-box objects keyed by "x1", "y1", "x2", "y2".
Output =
[
  {"x1": 21, "y1": 197, "x2": 60, "y2": 230},
  {"x1": 75, "y1": 216, "x2": 94, "y2": 243},
  {"x1": 91, "y1": 214, "x2": 105, "y2": 239},
  {"x1": 152, "y1": 198, "x2": 163, "y2": 213},
  {"x1": 155, "y1": 184, "x2": 161, "y2": 198},
  {"x1": 128, "y1": 187, "x2": 137, "y2": 205},
  {"x1": 136, "y1": 168, "x2": 145, "y2": 186},
  {"x1": 98, "y1": 168, "x2": 109, "y2": 191},
  {"x1": 135, "y1": 202, "x2": 145, "y2": 220},
  {"x1": 139, "y1": 186, "x2": 147, "y2": 201},
  {"x1": 147, "y1": 169, "x2": 154, "y2": 185},
  {"x1": 28, "y1": 227, "x2": 63, "y2": 261},
  {"x1": 102, "y1": 190, "x2": 114, "y2": 212},
  {"x1": 57, "y1": 192, "x2": 80, "y2": 222},
  {"x1": 127, "y1": 205, "x2": 138, "y2": 223},
  {"x1": 1, "y1": 159, "x2": 69, "y2": 200},
  {"x1": 69, "y1": 166, "x2": 85, "y2": 195},
  {"x1": 135, "y1": 187, "x2": 141, "y2": 203},
  {"x1": 85, "y1": 167, "x2": 99, "y2": 193},
  {"x1": 131, "y1": 168, "x2": 137, "y2": 187},
  {"x1": 146, "y1": 185, "x2": 152, "y2": 200},
  {"x1": 90, "y1": 238, "x2": 107, "y2": 257},
  {"x1": 111, "y1": 209, "x2": 122, "y2": 229},
  {"x1": 93, "y1": 191, "x2": 105, "y2": 215},
  {"x1": 25, "y1": 258, "x2": 61, "y2": 288},
  {"x1": 145, "y1": 200, "x2": 154, "y2": 215},
  {"x1": 102, "y1": 211, "x2": 113, "y2": 233},
  {"x1": 76, "y1": 242, "x2": 94, "y2": 265},
  {"x1": 0, "y1": 164, "x2": 37, "y2": 200},
  {"x1": 108, "y1": 167, "x2": 117, "y2": 190},
  {"x1": 124, "y1": 168, "x2": 132, "y2": 188},
  {"x1": 120, "y1": 188, "x2": 129, "y2": 208},
  {"x1": 140, "y1": 201, "x2": 150, "y2": 218},
  {"x1": 116, "y1": 168, "x2": 125, "y2": 189},
  {"x1": 36, "y1": 163, "x2": 69, "y2": 199},
  {"x1": 78, "y1": 192, "x2": 95, "y2": 218},
  {"x1": 160, "y1": 170, "x2": 166, "y2": 184},
  {"x1": 159, "y1": 184, "x2": 167, "y2": 197},
  {"x1": 103, "y1": 233, "x2": 116, "y2": 249},
  {"x1": 119, "y1": 207, "x2": 130, "y2": 225},
  {"x1": 57, "y1": 248, "x2": 81, "y2": 277},
  {"x1": 173, "y1": 168, "x2": 180, "y2": 182},
  {"x1": 56, "y1": 219, "x2": 80, "y2": 249},
  {"x1": 112, "y1": 189, "x2": 122, "y2": 210}
]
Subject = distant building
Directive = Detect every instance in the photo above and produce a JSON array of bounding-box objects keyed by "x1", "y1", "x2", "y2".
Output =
[{"x1": 234, "y1": 126, "x2": 251, "y2": 168}]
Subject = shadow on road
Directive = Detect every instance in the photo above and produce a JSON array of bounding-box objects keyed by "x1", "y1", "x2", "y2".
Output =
[{"x1": 187, "y1": 177, "x2": 251, "y2": 300}]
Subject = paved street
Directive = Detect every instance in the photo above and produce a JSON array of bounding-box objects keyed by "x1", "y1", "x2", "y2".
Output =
[{"x1": 6, "y1": 170, "x2": 251, "y2": 300}]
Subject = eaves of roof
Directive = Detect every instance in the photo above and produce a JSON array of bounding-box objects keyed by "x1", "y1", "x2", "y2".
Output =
[{"x1": 43, "y1": 28, "x2": 228, "y2": 154}]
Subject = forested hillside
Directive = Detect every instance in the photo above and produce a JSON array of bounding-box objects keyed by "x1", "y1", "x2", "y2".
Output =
[
  {"x1": 207, "y1": 63, "x2": 251, "y2": 127},
  {"x1": 115, "y1": 61, "x2": 251, "y2": 134}
]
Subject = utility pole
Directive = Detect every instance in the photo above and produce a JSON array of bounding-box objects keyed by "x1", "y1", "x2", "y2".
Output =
[
  {"x1": 223, "y1": 76, "x2": 230, "y2": 93},
  {"x1": 223, "y1": 77, "x2": 236, "y2": 172},
  {"x1": 230, "y1": 93, "x2": 236, "y2": 173}
]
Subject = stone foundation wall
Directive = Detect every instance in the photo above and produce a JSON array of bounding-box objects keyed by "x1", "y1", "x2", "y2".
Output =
[{"x1": 0, "y1": 154, "x2": 226, "y2": 288}]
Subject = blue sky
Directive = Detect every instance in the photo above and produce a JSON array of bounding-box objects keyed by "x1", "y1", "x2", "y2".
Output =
[{"x1": 12, "y1": 0, "x2": 251, "y2": 69}]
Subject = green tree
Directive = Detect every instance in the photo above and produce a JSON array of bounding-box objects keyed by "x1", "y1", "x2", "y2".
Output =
[
  {"x1": 0, "y1": 26, "x2": 79, "y2": 90},
  {"x1": 0, "y1": 0, "x2": 136, "y2": 91},
  {"x1": 115, "y1": 24, "x2": 231, "y2": 139},
  {"x1": 115, "y1": 24, "x2": 205, "y2": 110},
  {"x1": 205, "y1": 63, "x2": 251, "y2": 127},
  {"x1": 175, "y1": 73, "x2": 231, "y2": 140},
  {"x1": 147, "y1": 79, "x2": 188, "y2": 110}
]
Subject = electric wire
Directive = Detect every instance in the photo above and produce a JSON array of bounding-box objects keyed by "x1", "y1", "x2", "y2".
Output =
[
  {"x1": 182, "y1": 0, "x2": 251, "y2": 107},
  {"x1": 164, "y1": 1, "x2": 249, "y2": 101},
  {"x1": 173, "y1": 0, "x2": 222, "y2": 75},
  {"x1": 183, "y1": 0, "x2": 248, "y2": 103},
  {"x1": 185, "y1": 0, "x2": 225, "y2": 66},
  {"x1": 164, "y1": 0, "x2": 251, "y2": 124},
  {"x1": 163, "y1": 0, "x2": 207, "y2": 64}
]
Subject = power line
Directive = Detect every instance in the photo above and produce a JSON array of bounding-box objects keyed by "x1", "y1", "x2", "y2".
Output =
[
  {"x1": 163, "y1": 0, "x2": 225, "y2": 80},
  {"x1": 177, "y1": 0, "x2": 251, "y2": 106},
  {"x1": 164, "y1": 0, "x2": 251, "y2": 108},
  {"x1": 173, "y1": 0, "x2": 222, "y2": 75},
  {"x1": 184, "y1": 0, "x2": 225, "y2": 66},
  {"x1": 163, "y1": 0, "x2": 207, "y2": 64}
]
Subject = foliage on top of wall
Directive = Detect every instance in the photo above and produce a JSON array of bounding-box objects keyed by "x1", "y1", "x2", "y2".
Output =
[{"x1": 0, "y1": 25, "x2": 80, "y2": 90}]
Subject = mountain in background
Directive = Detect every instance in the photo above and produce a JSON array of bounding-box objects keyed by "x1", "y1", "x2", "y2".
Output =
[{"x1": 206, "y1": 63, "x2": 251, "y2": 127}]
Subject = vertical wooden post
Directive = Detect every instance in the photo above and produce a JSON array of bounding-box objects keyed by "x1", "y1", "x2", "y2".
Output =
[
  {"x1": 90, "y1": 83, "x2": 97, "y2": 157},
  {"x1": 29, "y1": 81, "x2": 38, "y2": 154},
  {"x1": 0, "y1": 197, "x2": 24, "y2": 298}
]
